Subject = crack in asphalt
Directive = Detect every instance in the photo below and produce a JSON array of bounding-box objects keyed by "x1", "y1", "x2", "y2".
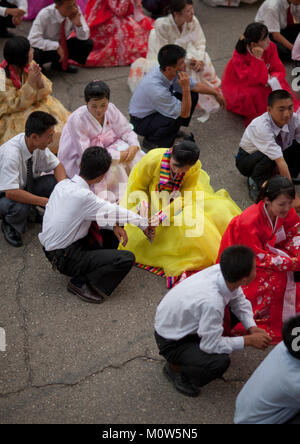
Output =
[{"x1": 0, "y1": 354, "x2": 163, "y2": 399}]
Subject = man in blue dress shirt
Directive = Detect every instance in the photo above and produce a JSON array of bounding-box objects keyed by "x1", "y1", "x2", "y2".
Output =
[{"x1": 129, "y1": 44, "x2": 225, "y2": 150}]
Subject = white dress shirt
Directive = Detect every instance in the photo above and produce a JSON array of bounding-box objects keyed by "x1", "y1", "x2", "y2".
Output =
[
  {"x1": 0, "y1": 0, "x2": 27, "y2": 17},
  {"x1": 0, "y1": 133, "x2": 59, "y2": 192},
  {"x1": 235, "y1": 342, "x2": 300, "y2": 424},
  {"x1": 28, "y1": 4, "x2": 90, "y2": 52},
  {"x1": 39, "y1": 175, "x2": 149, "y2": 251},
  {"x1": 155, "y1": 264, "x2": 256, "y2": 355},
  {"x1": 255, "y1": 0, "x2": 300, "y2": 33},
  {"x1": 240, "y1": 112, "x2": 300, "y2": 160}
]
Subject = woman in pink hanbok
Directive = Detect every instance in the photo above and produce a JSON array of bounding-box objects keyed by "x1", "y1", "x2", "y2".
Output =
[{"x1": 58, "y1": 81, "x2": 144, "y2": 202}]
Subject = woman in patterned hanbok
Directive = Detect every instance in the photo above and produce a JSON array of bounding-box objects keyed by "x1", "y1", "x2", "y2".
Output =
[
  {"x1": 218, "y1": 176, "x2": 300, "y2": 344},
  {"x1": 83, "y1": 0, "x2": 153, "y2": 67}
]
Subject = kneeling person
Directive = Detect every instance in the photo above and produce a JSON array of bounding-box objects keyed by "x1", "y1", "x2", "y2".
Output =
[
  {"x1": 236, "y1": 89, "x2": 300, "y2": 208},
  {"x1": 0, "y1": 111, "x2": 66, "y2": 247},
  {"x1": 39, "y1": 146, "x2": 153, "y2": 304},
  {"x1": 154, "y1": 246, "x2": 271, "y2": 397}
]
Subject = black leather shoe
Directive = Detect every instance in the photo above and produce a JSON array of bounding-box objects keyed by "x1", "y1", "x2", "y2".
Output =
[
  {"x1": 1, "y1": 220, "x2": 23, "y2": 247},
  {"x1": 248, "y1": 177, "x2": 259, "y2": 202},
  {"x1": 67, "y1": 281, "x2": 105, "y2": 304},
  {"x1": 163, "y1": 363, "x2": 200, "y2": 397},
  {"x1": 51, "y1": 63, "x2": 78, "y2": 74}
]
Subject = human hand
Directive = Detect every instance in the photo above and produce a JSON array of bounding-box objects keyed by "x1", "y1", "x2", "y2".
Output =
[
  {"x1": 121, "y1": 145, "x2": 140, "y2": 163},
  {"x1": 27, "y1": 63, "x2": 43, "y2": 89},
  {"x1": 143, "y1": 226, "x2": 156, "y2": 242},
  {"x1": 244, "y1": 332, "x2": 272, "y2": 350},
  {"x1": 57, "y1": 45, "x2": 65, "y2": 63},
  {"x1": 248, "y1": 327, "x2": 269, "y2": 336},
  {"x1": 177, "y1": 71, "x2": 191, "y2": 91},
  {"x1": 6, "y1": 7, "x2": 25, "y2": 18},
  {"x1": 252, "y1": 46, "x2": 264, "y2": 60},
  {"x1": 215, "y1": 92, "x2": 226, "y2": 108},
  {"x1": 113, "y1": 225, "x2": 128, "y2": 247},
  {"x1": 69, "y1": 8, "x2": 82, "y2": 27},
  {"x1": 190, "y1": 59, "x2": 204, "y2": 72},
  {"x1": 12, "y1": 13, "x2": 24, "y2": 26}
]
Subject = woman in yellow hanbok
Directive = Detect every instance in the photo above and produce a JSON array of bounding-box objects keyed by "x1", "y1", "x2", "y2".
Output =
[
  {"x1": 0, "y1": 36, "x2": 69, "y2": 153},
  {"x1": 119, "y1": 141, "x2": 241, "y2": 287}
]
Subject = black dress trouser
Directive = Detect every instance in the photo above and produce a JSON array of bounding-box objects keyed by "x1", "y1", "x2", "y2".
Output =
[
  {"x1": 236, "y1": 140, "x2": 300, "y2": 190},
  {"x1": 0, "y1": 175, "x2": 57, "y2": 234},
  {"x1": 44, "y1": 232, "x2": 135, "y2": 297},
  {"x1": 270, "y1": 24, "x2": 300, "y2": 62},
  {"x1": 130, "y1": 91, "x2": 199, "y2": 148},
  {"x1": 154, "y1": 311, "x2": 241, "y2": 388},
  {"x1": 33, "y1": 37, "x2": 94, "y2": 68},
  {"x1": 0, "y1": 0, "x2": 16, "y2": 32}
]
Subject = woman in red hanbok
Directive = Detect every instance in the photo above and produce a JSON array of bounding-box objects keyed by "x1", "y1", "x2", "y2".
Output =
[
  {"x1": 84, "y1": 0, "x2": 154, "y2": 67},
  {"x1": 218, "y1": 176, "x2": 300, "y2": 344},
  {"x1": 222, "y1": 23, "x2": 300, "y2": 127}
]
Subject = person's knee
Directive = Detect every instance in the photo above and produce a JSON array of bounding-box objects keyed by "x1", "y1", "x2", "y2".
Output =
[
  {"x1": 214, "y1": 354, "x2": 231, "y2": 377},
  {"x1": 10, "y1": 202, "x2": 30, "y2": 221}
]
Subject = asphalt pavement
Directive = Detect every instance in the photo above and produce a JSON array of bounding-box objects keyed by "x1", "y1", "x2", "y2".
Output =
[{"x1": 0, "y1": 0, "x2": 294, "y2": 425}]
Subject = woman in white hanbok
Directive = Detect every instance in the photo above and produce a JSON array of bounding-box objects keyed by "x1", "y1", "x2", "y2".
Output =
[
  {"x1": 58, "y1": 81, "x2": 144, "y2": 202},
  {"x1": 128, "y1": 0, "x2": 221, "y2": 117}
]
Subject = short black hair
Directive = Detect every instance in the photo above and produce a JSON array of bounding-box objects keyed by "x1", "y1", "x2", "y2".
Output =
[
  {"x1": 168, "y1": 0, "x2": 193, "y2": 13},
  {"x1": 268, "y1": 89, "x2": 293, "y2": 107},
  {"x1": 84, "y1": 81, "x2": 110, "y2": 103},
  {"x1": 79, "y1": 146, "x2": 112, "y2": 180},
  {"x1": 282, "y1": 315, "x2": 300, "y2": 360},
  {"x1": 171, "y1": 141, "x2": 200, "y2": 167},
  {"x1": 158, "y1": 44, "x2": 186, "y2": 71},
  {"x1": 256, "y1": 175, "x2": 295, "y2": 204},
  {"x1": 25, "y1": 111, "x2": 57, "y2": 137},
  {"x1": 3, "y1": 36, "x2": 30, "y2": 69},
  {"x1": 220, "y1": 246, "x2": 255, "y2": 283}
]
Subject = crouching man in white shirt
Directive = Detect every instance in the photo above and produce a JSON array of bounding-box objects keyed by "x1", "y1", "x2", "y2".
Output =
[
  {"x1": 154, "y1": 246, "x2": 272, "y2": 397},
  {"x1": 39, "y1": 146, "x2": 155, "y2": 304}
]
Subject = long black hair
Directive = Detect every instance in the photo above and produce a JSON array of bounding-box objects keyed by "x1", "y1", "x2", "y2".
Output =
[
  {"x1": 256, "y1": 175, "x2": 296, "y2": 204},
  {"x1": 236, "y1": 23, "x2": 269, "y2": 55},
  {"x1": 3, "y1": 36, "x2": 31, "y2": 73}
]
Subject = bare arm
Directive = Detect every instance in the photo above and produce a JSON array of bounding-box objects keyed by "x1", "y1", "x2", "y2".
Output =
[
  {"x1": 5, "y1": 189, "x2": 48, "y2": 207},
  {"x1": 271, "y1": 32, "x2": 294, "y2": 51},
  {"x1": 177, "y1": 72, "x2": 192, "y2": 118},
  {"x1": 54, "y1": 163, "x2": 67, "y2": 182}
]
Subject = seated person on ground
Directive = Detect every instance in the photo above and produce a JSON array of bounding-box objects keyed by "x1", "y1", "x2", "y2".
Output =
[
  {"x1": 222, "y1": 23, "x2": 300, "y2": 127},
  {"x1": 119, "y1": 140, "x2": 241, "y2": 288},
  {"x1": 235, "y1": 89, "x2": 300, "y2": 209},
  {"x1": 39, "y1": 146, "x2": 155, "y2": 304},
  {"x1": 0, "y1": 111, "x2": 67, "y2": 248},
  {"x1": 0, "y1": 36, "x2": 70, "y2": 154},
  {"x1": 129, "y1": 44, "x2": 225, "y2": 150},
  {"x1": 218, "y1": 176, "x2": 300, "y2": 344},
  {"x1": 235, "y1": 314, "x2": 300, "y2": 424},
  {"x1": 154, "y1": 245, "x2": 271, "y2": 398},
  {"x1": 255, "y1": 0, "x2": 300, "y2": 62},
  {"x1": 58, "y1": 80, "x2": 144, "y2": 202},
  {"x1": 28, "y1": 0, "x2": 93, "y2": 74}
]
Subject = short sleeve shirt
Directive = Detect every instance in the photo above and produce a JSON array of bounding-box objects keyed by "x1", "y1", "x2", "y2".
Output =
[{"x1": 0, "y1": 133, "x2": 59, "y2": 192}]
